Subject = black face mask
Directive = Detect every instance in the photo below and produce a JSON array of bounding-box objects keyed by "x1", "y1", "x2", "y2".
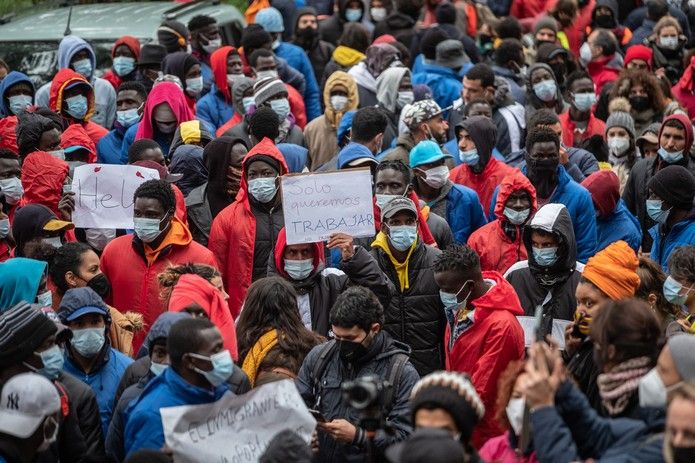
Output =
[
  {"x1": 338, "y1": 337, "x2": 369, "y2": 364},
  {"x1": 630, "y1": 96, "x2": 650, "y2": 112},
  {"x1": 526, "y1": 156, "x2": 559, "y2": 198},
  {"x1": 528, "y1": 157, "x2": 559, "y2": 174},
  {"x1": 673, "y1": 446, "x2": 695, "y2": 463},
  {"x1": 296, "y1": 27, "x2": 317, "y2": 43},
  {"x1": 87, "y1": 273, "x2": 112, "y2": 300},
  {"x1": 594, "y1": 14, "x2": 616, "y2": 29}
]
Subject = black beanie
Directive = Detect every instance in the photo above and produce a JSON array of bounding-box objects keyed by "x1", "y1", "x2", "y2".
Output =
[
  {"x1": 435, "y1": 3, "x2": 457, "y2": 25},
  {"x1": 0, "y1": 303, "x2": 57, "y2": 367},
  {"x1": 409, "y1": 372, "x2": 484, "y2": 443},
  {"x1": 420, "y1": 28, "x2": 449, "y2": 61},
  {"x1": 648, "y1": 165, "x2": 695, "y2": 211},
  {"x1": 242, "y1": 24, "x2": 273, "y2": 53}
]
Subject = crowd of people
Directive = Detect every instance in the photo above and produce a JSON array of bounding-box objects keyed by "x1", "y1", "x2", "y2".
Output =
[{"x1": 2, "y1": 0, "x2": 695, "y2": 461}]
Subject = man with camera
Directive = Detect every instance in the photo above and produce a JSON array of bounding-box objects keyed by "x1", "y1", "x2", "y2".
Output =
[{"x1": 296, "y1": 286, "x2": 420, "y2": 462}]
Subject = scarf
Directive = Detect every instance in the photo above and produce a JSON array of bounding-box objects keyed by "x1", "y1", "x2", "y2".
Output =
[
  {"x1": 371, "y1": 231, "x2": 417, "y2": 291},
  {"x1": 241, "y1": 329, "x2": 279, "y2": 387},
  {"x1": 597, "y1": 356, "x2": 651, "y2": 416}
]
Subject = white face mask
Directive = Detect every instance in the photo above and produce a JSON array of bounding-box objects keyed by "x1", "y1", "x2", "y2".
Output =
[
  {"x1": 638, "y1": 367, "x2": 671, "y2": 408},
  {"x1": 607, "y1": 136, "x2": 630, "y2": 156},
  {"x1": 506, "y1": 397, "x2": 525, "y2": 436},
  {"x1": 85, "y1": 228, "x2": 117, "y2": 251},
  {"x1": 256, "y1": 69, "x2": 279, "y2": 80},
  {"x1": 330, "y1": 95, "x2": 349, "y2": 111},
  {"x1": 0, "y1": 177, "x2": 23, "y2": 205},
  {"x1": 0, "y1": 218, "x2": 9, "y2": 239},
  {"x1": 397, "y1": 90, "x2": 414, "y2": 108},
  {"x1": 370, "y1": 7, "x2": 387, "y2": 21},
  {"x1": 420, "y1": 165, "x2": 449, "y2": 189}
]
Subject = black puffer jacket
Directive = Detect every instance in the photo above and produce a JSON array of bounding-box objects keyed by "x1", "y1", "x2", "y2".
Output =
[
  {"x1": 371, "y1": 240, "x2": 445, "y2": 376},
  {"x1": 251, "y1": 199, "x2": 284, "y2": 282},
  {"x1": 296, "y1": 332, "x2": 420, "y2": 462},
  {"x1": 185, "y1": 182, "x2": 213, "y2": 246},
  {"x1": 318, "y1": 0, "x2": 356, "y2": 45}
]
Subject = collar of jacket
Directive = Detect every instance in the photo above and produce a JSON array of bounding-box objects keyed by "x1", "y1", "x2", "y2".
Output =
[{"x1": 160, "y1": 366, "x2": 229, "y2": 401}]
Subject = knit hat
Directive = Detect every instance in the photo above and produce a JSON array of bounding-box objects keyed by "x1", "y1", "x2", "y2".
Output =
[
  {"x1": 648, "y1": 165, "x2": 695, "y2": 210},
  {"x1": 436, "y1": 40, "x2": 469, "y2": 69},
  {"x1": 253, "y1": 76, "x2": 286, "y2": 107},
  {"x1": 659, "y1": 114, "x2": 694, "y2": 154},
  {"x1": 581, "y1": 170, "x2": 620, "y2": 218},
  {"x1": 435, "y1": 2, "x2": 457, "y2": 25},
  {"x1": 409, "y1": 140, "x2": 452, "y2": 168},
  {"x1": 241, "y1": 24, "x2": 273, "y2": 52},
  {"x1": 668, "y1": 334, "x2": 695, "y2": 382},
  {"x1": 255, "y1": 7, "x2": 285, "y2": 33},
  {"x1": 534, "y1": 16, "x2": 558, "y2": 35},
  {"x1": 138, "y1": 44, "x2": 167, "y2": 67},
  {"x1": 413, "y1": 84, "x2": 433, "y2": 102},
  {"x1": 157, "y1": 20, "x2": 189, "y2": 53},
  {"x1": 410, "y1": 371, "x2": 484, "y2": 443},
  {"x1": 386, "y1": 429, "x2": 467, "y2": 463},
  {"x1": 605, "y1": 99, "x2": 636, "y2": 139},
  {"x1": 624, "y1": 44, "x2": 653, "y2": 71},
  {"x1": 582, "y1": 241, "x2": 641, "y2": 300},
  {"x1": 0, "y1": 302, "x2": 58, "y2": 367},
  {"x1": 420, "y1": 28, "x2": 449, "y2": 61}
]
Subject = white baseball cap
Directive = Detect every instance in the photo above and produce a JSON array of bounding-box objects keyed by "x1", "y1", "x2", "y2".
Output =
[{"x1": 0, "y1": 373, "x2": 61, "y2": 438}]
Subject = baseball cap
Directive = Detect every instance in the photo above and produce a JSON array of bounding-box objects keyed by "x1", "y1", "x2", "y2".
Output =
[
  {"x1": 0, "y1": 373, "x2": 60, "y2": 438},
  {"x1": 381, "y1": 197, "x2": 417, "y2": 220},
  {"x1": 347, "y1": 157, "x2": 378, "y2": 167},
  {"x1": 402, "y1": 99, "x2": 444, "y2": 130},
  {"x1": 409, "y1": 140, "x2": 452, "y2": 168},
  {"x1": 43, "y1": 218, "x2": 75, "y2": 232}
]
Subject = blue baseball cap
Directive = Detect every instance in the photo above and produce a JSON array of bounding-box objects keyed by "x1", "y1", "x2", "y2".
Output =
[
  {"x1": 409, "y1": 140, "x2": 452, "y2": 168},
  {"x1": 64, "y1": 305, "x2": 108, "y2": 322}
]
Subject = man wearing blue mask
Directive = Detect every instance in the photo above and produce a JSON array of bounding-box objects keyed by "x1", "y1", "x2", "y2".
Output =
[
  {"x1": 35, "y1": 35, "x2": 116, "y2": 129},
  {"x1": 665, "y1": 247, "x2": 695, "y2": 333},
  {"x1": 371, "y1": 197, "x2": 445, "y2": 376},
  {"x1": 97, "y1": 82, "x2": 147, "y2": 164},
  {"x1": 58, "y1": 287, "x2": 133, "y2": 438},
  {"x1": 123, "y1": 318, "x2": 233, "y2": 456},
  {"x1": 0, "y1": 301, "x2": 105, "y2": 459},
  {"x1": 0, "y1": 71, "x2": 34, "y2": 118},
  {"x1": 624, "y1": 114, "x2": 695, "y2": 253},
  {"x1": 433, "y1": 243, "x2": 524, "y2": 448},
  {"x1": 646, "y1": 165, "x2": 695, "y2": 271},
  {"x1": 188, "y1": 15, "x2": 221, "y2": 97}
]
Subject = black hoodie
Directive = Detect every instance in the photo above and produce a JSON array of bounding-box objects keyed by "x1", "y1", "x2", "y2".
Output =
[{"x1": 457, "y1": 116, "x2": 496, "y2": 172}]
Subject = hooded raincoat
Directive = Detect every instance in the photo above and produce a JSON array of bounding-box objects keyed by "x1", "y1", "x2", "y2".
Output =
[
  {"x1": 445, "y1": 271, "x2": 525, "y2": 449},
  {"x1": 196, "y1": 46, "x2": 237, "y2": 131},
  {"x1": 207, "y1": 138, "x2": 288, "y2": 318},
  {"x1": 0, "y1": 71, "x2": 34, "y2": 117},
  {"x1": 0, "y1": 257, "x2": 47, "y2": 310},
  {"x1": 102, "y1": 36, "x2": 141, "y2": 90},
  {"x1": 19, "y1": 151, "x2": 69, "y2": 217},
  {"x1": 468, "y1": 171, "x2": 538, "y2": 274}
]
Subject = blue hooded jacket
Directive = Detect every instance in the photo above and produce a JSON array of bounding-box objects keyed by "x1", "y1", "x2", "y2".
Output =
[
  {"x1": 488, "y1": 165, "x2": 598, "y2": 263},
  {"x1": 0, "y1": 71, "x2": 34, "y2": 117},
  {"x1": 597, "y1": 200, "x2": 642, "y2": 253},
  {"x1": 275, "y1": 41, "x2": 321, "y2": 121},
  {"x1": 123, "y1": 367, "x2": 229, "y2": 456},
  {"x1": 0, "y1": 258, "x2": 47, "y2": 310},
  {"x1": 337, "y1": 142, "x2": 377, "y2": 169},
  {"x1": 97, "y1": 125, "x2": 129, "y2": 164},
  {"x1": 195, "y1": 84, "x2": 235, "y2": 131},
  {"x1": 433, "y1": 182, "x2": 487, "y2": 244},
  {"x1": 277, "y1": 143, "x2": 309, "y2": 173},
  {"x1": 412, "y1": 63, "x2": 463, "y2": 110},
  {"x1": 650, "y1": 210, "x2": 695, "y2": 272}
]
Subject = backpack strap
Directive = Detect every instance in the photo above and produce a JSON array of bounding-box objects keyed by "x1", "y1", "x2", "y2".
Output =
[
  {"x1": 386, "y1": 353, "x2": 410, "y2": 410},
  {"x1": 311, "y1": 340, "x2": 337, "y2": 403}
]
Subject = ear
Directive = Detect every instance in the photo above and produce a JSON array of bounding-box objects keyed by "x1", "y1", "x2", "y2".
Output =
[
  {"x1": 607, "y1": 344, "x2": 617, "y2": 363},
  {"x1": 380, "y1": 222, "x2": 389, "y2": 234},
  {"x1": 371, "y1": 322, "x2": 381, "y2": 334},
  {"x1": 647, "y1": 293, "x2": 658, "y2": 309},
  {"x1": 405, "y1": 184, "x2": 414, "y2": 195},
  {"x1": 64, "y1": 271, "x2": 79, "y2": 289}
]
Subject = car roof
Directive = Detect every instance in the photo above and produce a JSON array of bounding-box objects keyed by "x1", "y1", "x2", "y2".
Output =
[{"x1": 0, "y1": 1, "x2": 244, "y2": 42}]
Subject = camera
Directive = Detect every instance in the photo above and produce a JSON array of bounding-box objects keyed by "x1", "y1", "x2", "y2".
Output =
[{"x1": 341, "y1": 375, "x2": 393, "y2": 410}]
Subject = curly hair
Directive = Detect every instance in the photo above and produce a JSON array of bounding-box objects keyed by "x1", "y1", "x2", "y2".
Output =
[
  {"x1": 493, "y1": 360, "x2": 526, "y2": 429},
  {"x1": 609, "y1": 69, "x2": 667, "y2": 115},
  {"x1": 433, "y1": 244, "x2": 481, "y2": 275},
  {"x1": 158, "y1": 263, "x2": 220, "y2": 305}
]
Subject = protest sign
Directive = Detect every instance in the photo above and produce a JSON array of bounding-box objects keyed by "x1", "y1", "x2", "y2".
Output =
[
  {"x1": 281, "y1": 169, "x2": 374, "y2": 245},
  {"x1": 70, "y1": 164, "x2": 160, "y2": 229},
  {"x1": 161, "y1": 379, "x2": 316, "y2": 463}
]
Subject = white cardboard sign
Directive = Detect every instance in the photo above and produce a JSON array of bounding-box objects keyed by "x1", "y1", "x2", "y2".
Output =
[
  {"x1": 281, "y1": 169, "x2": 375, "y2": 245},
  {"x1": 70, "y1": 164, "x2": 160, "y2": 229}
]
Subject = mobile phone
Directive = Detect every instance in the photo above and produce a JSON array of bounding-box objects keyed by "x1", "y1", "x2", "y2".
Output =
[{"x1": 308, "y1": 409, "x2": 326, "y2": 422}]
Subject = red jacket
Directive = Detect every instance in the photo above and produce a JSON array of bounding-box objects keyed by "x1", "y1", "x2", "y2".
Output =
[
  {"x1": 0, "y1": 116, "x2": 18, "y2": 154},
  {"x1": 558, "y1": 111, "x2": 606, "y2": 148},
  {"x1": 19, "y1": 151, "x2": 69, "y2": 216},
  {"x1": 61, "y1": 124, "x2": 96, "y2": 163},
  {"x1": 586, "y1": 55, "x2": 621, "y2": 97},
  {"x1": 445, "y1": 271, "x2": 525, "y2": 449},
  {"x1": 479, "y1": 432, "x2": 539, "y2": 463},
  {"x1": 672, "y1": 57, "x2": 695, "y2": 121},
  {"x1": 100, "y1": 217, "x2": 218, "y2": 352},
  {"x1": 510, "y1": 0, "x2": 552, "y2": 22},
  {"x1": 211, "y1": 46, "x2": 236, "y2": 104},
  {"x1": 208, "y1": 137, "x2": 289, "y2": 318},
  {"x1": 49, "y1": 69, "x2": 108, "y2": 145},
  {"x1": 468, "y1": 171, "x2": 538, "y2": 274},
  {"x1": 135, "y1": 82, "x2": 195, "y2": 141},
  {"x1": 451, "y1": 158, "x2": 518, "y2": 214},
  {"x1": 102, "y1": 35, "x2": 141, "y2": 90}
]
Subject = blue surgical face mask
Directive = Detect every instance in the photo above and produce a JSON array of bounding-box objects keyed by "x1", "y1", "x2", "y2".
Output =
[
  {"x1": 0, "y1": 176, "x2": 23, "y2": 205},
  {"x1": 533, "y1": 79, "x2": 557, "y2": 102},
  {"x1": 112, "y1": 56, "x2": 136, "y2": 76},
  {"x1": 375, "y1": 193, "x2": 400, "y2": 209},
  {"x1": 663, "y1": 276, "x2": 694, "y2": 306},
  {"x1": 35, "y1": 345, "x2": 65, "y2": 380},
  {"x1": 70, "y1": 327, "x2": 105, "y2": 358},
  {"x1": 504, "y1": 207, "x2": 530, "y2": 225},
  {"x1": 190, "y1": 350, "x2": 234, "y2": 387},
  {"x1": 72, "y1": 58, "x2": 93, "y2": 78},
  {"x1": 387, "y1": 224, "x2": 417, "y2": 251},
  {"x1": 150, "y1": 361, "x2": 168, "y2": 377},
  {"x1": 532, "y1": 246, "x2": 559, "y2": 267},
  {"x1": 284, "y1": 258, "x2": 314, "y2": 280},
  {"x1": 658, "y1": 147, "x2": 684, "y2": 164},
  {"x1": 185, "y1": 76, "x2": 204, "y2": 96},
  {"x1": 8, "y1": 94, "x2": 32, "y2": 115},
  {"x1": 459, "y1": 148, "x2": 479, "y2": 166},
  {"x1": 573, "y1": 92, "x2": 596, "y2": 112},
  {"x1": 0, "y1": 218, "x2": 9, "y2": 239},
  {"x1": 269, "y1": 98, "x2": 291, "y2": 121},
  {"x1": 439, "y1": 279, "x2": 473, "y2": 308},
  {"x1": 242, "y1": 96, "x2": 255, "y2": 113},
  {"x1": 345, "y1": 8, "x2": 362, "y2": 22},
  {"x1": 646, "y1": 199, "x2": 671, "y2": 224},
  {"x1": 133, "y1": 215, "x2": 167, "y2": 243},
  {"x1": 248, "y1": 177, "x2": 278, "y2": 203},
  {"x1": 116, "y1": 106, "x2": 142, "y2": 128},
  {"x1": 36, "y1": 290, "x2": 52, "y2": 307},
  {"x1": 65, "y1": 95, "x2": 88, "y2": 120}
]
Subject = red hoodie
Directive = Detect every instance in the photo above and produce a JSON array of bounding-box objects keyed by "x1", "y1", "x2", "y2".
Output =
[
  {"x1": 208, "y1": 137, "x2": 289, "y2": 318},
  {"x1": 451, "y1": 158, "x2": 519, "y2": 214},
  {"x1": 135, "y1": 82, "x2": 194, "y2": 141},
  {"x1": 468, "y1": 171, "x2": 538, "y2": 274},
  {"x1": 169, "y1": 273, "x2": 238, "y2": 360},
  {"x1": 273, "y1": 227, "x2": 325, "y2": 279},
  {"x1": 49, "y1": 69, "x2": 108, "y2": 145},
  {"x1": 445, "y1": 271, "x2": 525, "y2": 449},
  {"x1": 60, "y1": 124, "x2": 96, "y2": 163},
  {"x1": 19, "y1": 151, "x2": 69, "y2": 216},
  {"x1": 672, "y1": 56, "x2": 695, "y2": 121},
  {"x1": 102, "y1": 35, "x2": 141, "y2": 90},
  {"x1": 210, "y1": 46, "x2": 237, "y2": 104},
  {"x1": 0, "y1": 116, "x2": 19, "y2": 154}
]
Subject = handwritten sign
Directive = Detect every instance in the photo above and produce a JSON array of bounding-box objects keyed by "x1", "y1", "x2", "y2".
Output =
[
  {"x1": 70, "y1": 164, "x2": 160, "y2": 229},
  {"x1": 161, "y1": 379, "x2": 316, "y2": 463},
  {"x1": 281, "y1": 169, "x2": 374, "y2": 245}
]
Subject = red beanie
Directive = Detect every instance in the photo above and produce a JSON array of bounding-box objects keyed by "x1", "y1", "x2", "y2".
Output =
[
  {"x1": 373, "y1": 34, "x2": 396, "y2": 45},
  {"x1": 624, "y1": 45, "x2": 652, "y2": 71}
]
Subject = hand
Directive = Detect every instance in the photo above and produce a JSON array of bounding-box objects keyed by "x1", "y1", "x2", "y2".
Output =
[
  {"x1": 559, "y1": 144, "x2": 569, "y2": 165},
  {"x1": 564, "y1": 322, "x2": 582, "y2": 357},
  {"x1": 311, "y1": 430, "x2": 319, "y2": 453},
  {"x1": 317, "y1": 419, "x2": 357, "y2": 443},
  {"x1": 58, "y1": 192, "x2": 75, "y2": 221},
  {"x1": 327, "y1": 233, "x2": 355, "y2": 261},
  {"x1": 655, "y1": 67, "x2": 666, "y2": 79},
  {"x1": 522, "y1": 343, "x2": 564, "y2": 411}
]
